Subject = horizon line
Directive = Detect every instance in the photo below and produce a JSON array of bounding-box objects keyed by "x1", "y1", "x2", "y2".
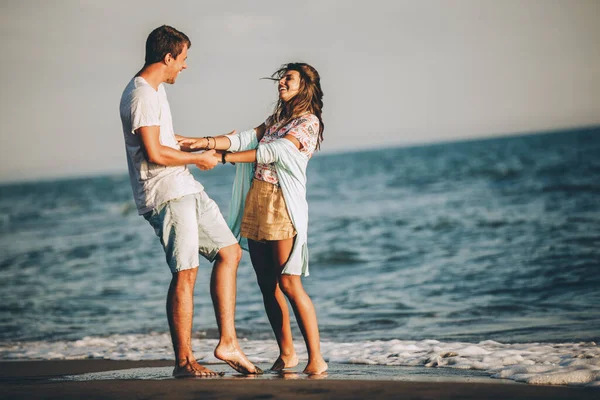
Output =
[{"x1": 1, "y1": 123, "x2": 598, "y2": 187}]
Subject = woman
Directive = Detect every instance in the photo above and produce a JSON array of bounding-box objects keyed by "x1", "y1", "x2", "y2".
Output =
[{"x1": 178, "y1": 62, "x2": 327, "y2": 375}]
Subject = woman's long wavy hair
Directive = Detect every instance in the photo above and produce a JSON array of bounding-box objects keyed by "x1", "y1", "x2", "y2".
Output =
[{"x1": 266, "y1": 62, "x2": 324, "y2": 150}]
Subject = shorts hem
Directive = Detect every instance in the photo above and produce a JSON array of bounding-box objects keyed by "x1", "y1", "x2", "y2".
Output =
[
  {"x1": 203, "y1": 239, "x2": 239, "y2": 263},
  {"x1": 171, "y1": 264, "x2": 199, "y2": 274},
  {"x1": 203, "y1": 248, "x2": 219, "y2": 263},
  {"x1": 281, "y1": 271, "x2": 302, "y2": 276},
  {"x1": 241, "y1": 232, "x2": 297, "y2": 242}
]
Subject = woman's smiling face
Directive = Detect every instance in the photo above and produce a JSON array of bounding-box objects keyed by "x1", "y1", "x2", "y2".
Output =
[{"x1": 278, "y1": 70, "x2": 301, "y2": 102}]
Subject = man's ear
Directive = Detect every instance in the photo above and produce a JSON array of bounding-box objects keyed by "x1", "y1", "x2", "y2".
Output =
[{"x1": 164, "y1": 53, "x2": 173, "y2": 65}]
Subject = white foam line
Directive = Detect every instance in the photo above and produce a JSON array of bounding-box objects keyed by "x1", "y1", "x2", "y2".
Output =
[{"x1": 1, "y1": 335, "x2": 598, "y2": 387}]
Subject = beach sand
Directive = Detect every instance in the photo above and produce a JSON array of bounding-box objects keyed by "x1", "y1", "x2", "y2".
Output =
[{"x1": 1, "y1": 360, "x2": 598, "y2": 399}]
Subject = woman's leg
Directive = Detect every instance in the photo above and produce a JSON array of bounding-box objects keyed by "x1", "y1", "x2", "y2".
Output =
[
  {"x1": 272, "y1": 238, "x2": 328, "y2": 375},
  {"x1": 248, "y1": 239, "x2": 298, "y2": 370}
]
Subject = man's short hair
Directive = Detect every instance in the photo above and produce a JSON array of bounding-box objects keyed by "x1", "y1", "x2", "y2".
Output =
[{"x1": 145, "y1": 25, "x2": 191, "y2": 66}]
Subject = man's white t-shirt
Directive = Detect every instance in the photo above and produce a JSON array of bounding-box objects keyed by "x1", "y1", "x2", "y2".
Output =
[{"x1": 119, "y1": 76, "x2": 203, "y2": 215}]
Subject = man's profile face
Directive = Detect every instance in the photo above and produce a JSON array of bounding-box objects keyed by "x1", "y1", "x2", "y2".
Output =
[{"x1": 165, "y1": 44, "x2": 188, "y2": 84}]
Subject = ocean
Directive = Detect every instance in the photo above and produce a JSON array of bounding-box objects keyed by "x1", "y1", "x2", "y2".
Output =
[{"x1": 1, "y1": 127, "x2": 599, "y2": 386}]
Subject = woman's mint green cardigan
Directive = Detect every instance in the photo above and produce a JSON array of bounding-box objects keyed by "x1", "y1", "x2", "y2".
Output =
[{"x1": 227, "y1": 129, "x2": 310, "y2": 276}]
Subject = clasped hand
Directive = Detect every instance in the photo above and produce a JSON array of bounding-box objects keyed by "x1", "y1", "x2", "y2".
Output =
[{"x1": 195, "y1": 149, "x2": 217, "y2": 171}]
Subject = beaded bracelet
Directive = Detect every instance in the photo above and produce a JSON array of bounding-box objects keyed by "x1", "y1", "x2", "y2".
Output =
[{"x1": 203, "y1": 136, "x2": 214, "y2": 150}]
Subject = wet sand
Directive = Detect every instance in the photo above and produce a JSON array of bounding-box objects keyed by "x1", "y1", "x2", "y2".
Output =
[{"x1": 1, "y1": 360, "x2": 597, "y2": 399}]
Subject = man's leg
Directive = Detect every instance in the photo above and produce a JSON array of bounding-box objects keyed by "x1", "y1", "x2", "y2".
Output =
[
  {"x1": 193, "y1": 191, "x2": 261, "y2": 374},
  {"x1": 211, "y1": 243, "x2": 263, "y2": 374},
  {"x1": 167, "y1": 267, "x2": 221, "y2": 377},
  {"x1": 150, "y1": 195, "x2": 222, "y2": 377}
]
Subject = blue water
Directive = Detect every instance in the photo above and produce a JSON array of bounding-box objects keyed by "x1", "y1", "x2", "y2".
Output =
[{"x1": 1, "y1": 127, "x2": 599, "y2": 346}]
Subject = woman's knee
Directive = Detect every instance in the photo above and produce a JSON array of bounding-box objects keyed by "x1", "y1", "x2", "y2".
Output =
[{"x1": 255, "y1": 274, "x2": 277, "y2": 295}]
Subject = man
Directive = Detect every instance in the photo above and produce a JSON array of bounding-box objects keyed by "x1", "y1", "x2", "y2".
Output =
[{"x1": 119, "y1": 25, "x2": 261, "y2": 377}]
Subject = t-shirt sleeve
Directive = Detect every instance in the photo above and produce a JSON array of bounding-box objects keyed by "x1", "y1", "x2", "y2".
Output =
[
  {"x1": 287, "y1": 116, "x2": 319, "y2": 153},
  {"x1": 130, "y1": 87, "x2": 160, "y2": 134}
]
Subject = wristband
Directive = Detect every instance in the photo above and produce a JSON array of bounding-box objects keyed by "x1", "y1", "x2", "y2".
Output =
[{"x1": 221, "y1": 151, "x2": 227, "y2": 164}]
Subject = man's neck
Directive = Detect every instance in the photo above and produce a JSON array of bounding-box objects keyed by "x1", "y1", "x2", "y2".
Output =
[{"x1": 136, "y1": 64, "x2": 165, "y2": 91}]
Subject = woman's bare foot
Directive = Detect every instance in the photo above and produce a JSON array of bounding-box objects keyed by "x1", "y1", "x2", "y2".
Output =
[
  {"x1": 173, "y1": 360, "x2": 223, "y2": 378},
  {"x1": 303, "y1": 358, "x2": 328, "y2": 375},
  {"x1": 270, "y1": 353, "x2": 299, "y2": 371},
  {"x1": 214, "y1": 343, "x2": 263, "y2": 375}
]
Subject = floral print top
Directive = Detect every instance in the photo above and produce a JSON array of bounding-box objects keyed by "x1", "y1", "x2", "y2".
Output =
[{"x1": 254, "y1": 114, "x2": 320, "y2": 185}]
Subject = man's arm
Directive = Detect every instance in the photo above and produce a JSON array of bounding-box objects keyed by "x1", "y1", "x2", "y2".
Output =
[{"x1": 138, "y1": 126, "x2": 217, "y2": 170}]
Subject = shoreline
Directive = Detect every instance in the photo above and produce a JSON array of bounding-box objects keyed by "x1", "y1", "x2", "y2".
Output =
[{"x1": 1, "y1": 360, "x2": 598, "y2": 400}]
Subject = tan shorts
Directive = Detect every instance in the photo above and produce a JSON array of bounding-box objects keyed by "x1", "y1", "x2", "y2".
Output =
[{"x1": 241, "y1": 179, "x2": 297, "y2": 242}]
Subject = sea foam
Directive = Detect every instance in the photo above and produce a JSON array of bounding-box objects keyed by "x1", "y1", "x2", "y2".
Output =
[{"x1": 1, "y1": 335, "x2": 598, "y2": 387}]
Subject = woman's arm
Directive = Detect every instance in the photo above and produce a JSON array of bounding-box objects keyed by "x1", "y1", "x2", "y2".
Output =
[
  {"x1": 214, "y1": 149, "x2": 257, "y2": 164},
  {"x1": 177, "y1": 131, "x2": 232, "y2": 152},
  {"x1": 254, "y1": 123, "x2": 267, "y2": 142},
  {"x1": 214, "y1": 135, "x2": 300, "y2": 164},
  {"x1": 178, "y1": 123, "x2": 267, "y2": 152}
]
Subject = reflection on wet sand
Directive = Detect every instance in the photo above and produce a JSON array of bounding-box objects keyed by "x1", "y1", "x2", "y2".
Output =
[{"x1": 277, "y1": 370, "x2": 329, "y2": 380}]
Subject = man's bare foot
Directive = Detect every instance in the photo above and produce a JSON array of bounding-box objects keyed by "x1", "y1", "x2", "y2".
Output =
[
  {"x1": 303, "y1": 358, "x2": 328, "y2": 375},
  {"x1": 214, "y1": 343, "x2": 263, "y2": 375},
  {"x1": 270, "y1": 353, "x2": 299, "y2": 371},
  {"x1": 173, "y1": 360, "x2": 223, "y2": 378}
]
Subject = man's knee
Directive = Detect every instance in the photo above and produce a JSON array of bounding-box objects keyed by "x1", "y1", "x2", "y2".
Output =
[
  {"x1": 278, "y1": 275, "x2": 301, "y2": 298},
  {"x1": 171, "y1": 267, "x2": 198, "y2": 287},
  {"x1": 217, "y1": 243, "x2": 242, "y2": 264}
]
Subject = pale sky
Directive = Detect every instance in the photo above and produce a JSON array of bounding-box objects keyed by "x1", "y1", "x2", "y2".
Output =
[{"x1": 0, "y1": 0, "x2": 599, "y2": 183}]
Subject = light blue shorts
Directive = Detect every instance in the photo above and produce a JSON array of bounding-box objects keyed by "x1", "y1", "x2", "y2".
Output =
[{"x1": 144, "y1": 192, "x2": 238, "y2": 273}]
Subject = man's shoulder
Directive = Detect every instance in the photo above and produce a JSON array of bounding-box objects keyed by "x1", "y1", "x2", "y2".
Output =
[
  {"x1": 119, "y1": 77, "x2": 159, "y2": 120},
  {"x1": 133, "y1": 79, "x2": 159, "y2": 99},
  {"x1": 122, "y1": 77, "x2": 157, "y2": 101}
]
